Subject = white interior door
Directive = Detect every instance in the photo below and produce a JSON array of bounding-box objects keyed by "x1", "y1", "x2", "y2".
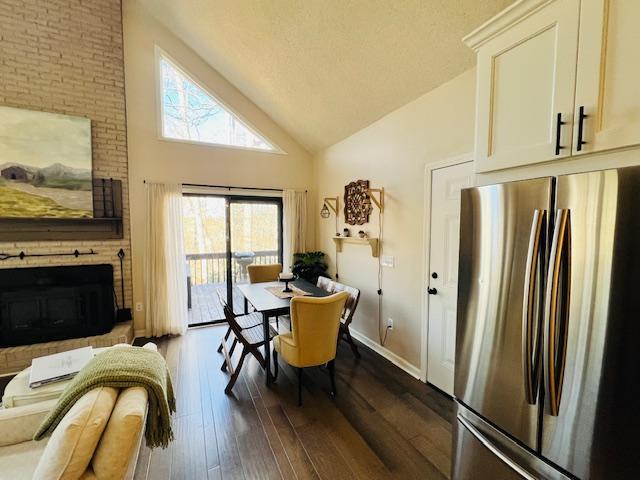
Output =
[{"x1": 427, "y1": 161, "x2": 473, "y2": 395}]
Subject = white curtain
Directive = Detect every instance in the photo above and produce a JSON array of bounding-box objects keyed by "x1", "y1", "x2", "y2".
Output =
[
  {"x1": 283, "y1": 189, "x2": 307, "y2": 272},
  {"x1": 144, "y1": 183, "x2": 188, "y2": 337}
]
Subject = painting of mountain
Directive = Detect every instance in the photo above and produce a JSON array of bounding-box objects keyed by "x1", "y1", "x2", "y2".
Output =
[{"x1": 0, "y1": 106, "x2": 93, "y2": 218}]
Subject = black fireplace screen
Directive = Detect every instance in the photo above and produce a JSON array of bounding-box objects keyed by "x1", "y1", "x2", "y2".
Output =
[{"x1": 0, "y1": 264, "x2": 115, "y2": 347}]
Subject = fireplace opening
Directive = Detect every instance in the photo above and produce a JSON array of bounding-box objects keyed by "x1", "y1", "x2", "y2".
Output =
[{"x1": 0, "y1": 265, "x2": 116, "y2": 348}]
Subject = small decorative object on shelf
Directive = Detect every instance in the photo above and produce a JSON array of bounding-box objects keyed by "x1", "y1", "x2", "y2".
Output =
[
  {"x1": 335, "y1": 232, "x2": 341, "y2": 237},
  {"x1": 358, "y1": 230, "x2": 367, "y2": 238},
  {"x1": 343, "y1": 228, "x2": 351, "y2": 237}
]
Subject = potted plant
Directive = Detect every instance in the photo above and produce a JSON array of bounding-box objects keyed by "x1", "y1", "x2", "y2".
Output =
[{"x1": 292, "y1": 251, "x2": 329, "y2": 284}]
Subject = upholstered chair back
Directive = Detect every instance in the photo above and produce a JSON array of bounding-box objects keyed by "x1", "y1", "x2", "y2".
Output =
[
  {"x1": 288, "y1": 292, "x2": 349, "y2": 367},
  {"x1": 247, "y1": 264, "x2": 282, "y2": 283}
]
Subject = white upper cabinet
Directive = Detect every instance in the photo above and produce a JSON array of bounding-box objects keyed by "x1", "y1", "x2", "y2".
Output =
[
  {"x1": 573, "y1": 0, "x2": 640, "y2": 155},
  {"x1": 466, "y1": 0, "x2": 640, "y2": 172},
  {"x1": 466, "y1": 0, "x2": 580, "y2": 172}
]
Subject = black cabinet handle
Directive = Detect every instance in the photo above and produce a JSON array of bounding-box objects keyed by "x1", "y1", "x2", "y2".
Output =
[
  {"x1": 576, "y1": 106, "x2": 588, "y2": 151},
  {"x1": 428, "y1": 287, "x2": 438, "y2": 295},
  {"x1": 555, "y1": 112, "x2": 566, "y2": 155}
]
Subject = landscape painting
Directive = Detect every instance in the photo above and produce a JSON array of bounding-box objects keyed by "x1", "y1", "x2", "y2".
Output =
[{"x1": 0, "y1": 106, "x2": 93, "y2": 219}]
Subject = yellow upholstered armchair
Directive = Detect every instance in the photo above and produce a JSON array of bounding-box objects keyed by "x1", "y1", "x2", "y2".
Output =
[
  {"x1": 273, "y1": 292, "x2": 349, "y2": 405},
  {"x1": 247, "y1": 263, "x2": 282, "y2": 283}
]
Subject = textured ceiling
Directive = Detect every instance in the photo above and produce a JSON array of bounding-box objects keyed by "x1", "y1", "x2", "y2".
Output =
[{"x1": 137, "y1": 0, "x2": 514, "y2": 153}]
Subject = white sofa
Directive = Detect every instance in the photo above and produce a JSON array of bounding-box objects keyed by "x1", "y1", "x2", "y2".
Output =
[{"x1": 0, "y1": 344, "x2": 154, "y2": 479}]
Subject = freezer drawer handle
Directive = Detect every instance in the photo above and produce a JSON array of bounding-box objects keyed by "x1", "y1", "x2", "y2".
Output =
[
  {"x1": 522, "y1": 209, "x2": 545, "y2": 405},
  {"x1": 544, "y1": 209, "x2": 571, "y2": 417},
  {"x1": 457, "y1": 414, "x2": 537, "y2": 480}
]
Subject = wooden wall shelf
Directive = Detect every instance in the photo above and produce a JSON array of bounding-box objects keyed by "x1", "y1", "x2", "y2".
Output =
[
  {"x1": 332, "y1": 237, "x2": 379, "y2": 258},
  {"x1": 0, "y1": 178, "x2": 124, "y2": 241}
]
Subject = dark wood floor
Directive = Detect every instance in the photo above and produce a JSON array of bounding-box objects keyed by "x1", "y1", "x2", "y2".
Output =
[{"x1": 134, "y1": 325, "x2": 453, "y2": 480}]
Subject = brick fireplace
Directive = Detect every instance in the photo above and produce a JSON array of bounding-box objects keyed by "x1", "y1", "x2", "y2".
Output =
[{"x1": 0, "y1": 0, "x2": 132, "y2": 334}]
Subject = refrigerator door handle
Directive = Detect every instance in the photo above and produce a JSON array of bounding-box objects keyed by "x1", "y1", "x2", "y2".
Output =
[
  {"x1": 458, "y1": 414, "x2": 538, "y2": 480},
  {"x1": 544, "y1": 209, "x2": 572, "y2": 417},
  {"x1": 522, "y1": 209, "x2": 545, "y2": 405}
]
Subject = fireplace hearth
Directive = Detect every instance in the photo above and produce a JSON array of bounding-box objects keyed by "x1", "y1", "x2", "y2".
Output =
[{"x1": 0, "y1": 265, "x2": 115, "y2": 347}]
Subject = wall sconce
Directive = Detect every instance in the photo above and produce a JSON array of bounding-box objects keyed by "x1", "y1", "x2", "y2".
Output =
[
  {"x1": 321, "y1": 197, "x2": 339, "y2": 218},
  {"x1": 366, "y1": 187, "x2": 384, "y2": 212}
]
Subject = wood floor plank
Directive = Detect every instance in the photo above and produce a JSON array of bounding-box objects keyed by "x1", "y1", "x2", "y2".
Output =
[
  {"x1": 262, "y1": 359, "x2": 390, "y2": 480},
  {"x1": 243, "y1": 360, "x2": 320, "y2": 480},
  {"x1": 171, "y1": 414, "x2": 208, "y2": 480},
  {"x1": 198, "y1": 329, "x2": 246, "y2": 480},
  {"x1": 410, "y1": 435, "x2": 451, "y2": 479},
  {"x1": 197, "y1": 334, "x2": 221, "y2": 472},
  {"x1": 242, "y1": 371, "x2": 297, "y2": 480},
  {"x1": 208, "y1": 466, "x2": 222, "y2": 480},
  {"x1": 314, "y1": 360, "x2": 446, "y2": 480},
  {"x1": 266, "y1": 405, "x2": 321, "y2": 480},
  {"x1": 295, "y1": 421, "x2": 359, "y2": 480}
]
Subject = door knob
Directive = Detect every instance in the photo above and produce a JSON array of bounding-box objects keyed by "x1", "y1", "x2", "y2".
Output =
[{"x1": 428, "y1": 287, "x2": 438, "y2": 295}]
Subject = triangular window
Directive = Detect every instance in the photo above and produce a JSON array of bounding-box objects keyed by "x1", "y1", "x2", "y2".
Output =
[{"x1": 159, "y1": 53, "x2": 278, "y2": 152}]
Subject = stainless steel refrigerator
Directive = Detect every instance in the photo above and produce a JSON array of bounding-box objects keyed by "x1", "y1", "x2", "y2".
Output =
[{"x1": 453, "y1": 166, "x2": 640, "y2": 480}]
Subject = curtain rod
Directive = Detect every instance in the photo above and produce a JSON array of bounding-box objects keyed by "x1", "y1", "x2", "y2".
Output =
[{"x1": 144, "y1": 180, "x2": 306, "y2": 193}]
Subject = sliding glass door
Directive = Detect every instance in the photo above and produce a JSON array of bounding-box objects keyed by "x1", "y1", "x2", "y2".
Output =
[{"x1": 183, "y1": 194, "x2": 282, "y2": 326}]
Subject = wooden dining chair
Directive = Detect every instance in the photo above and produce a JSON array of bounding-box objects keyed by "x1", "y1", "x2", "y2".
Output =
[
  {"x1": 316, "y1": 276, "x2": 334, "y2": 293},
  {"x1": 216, "y1": 288, "x2": 262, "y2": 354},
  {"x1": 333, "y1": 283, "x2": 361, "y2": 358},
  {"x1": 272, "y1": 292, "x2": 349, "y2": 406},
  {"x1": 218, "y1": 294, "x2": 274, "y2": 394},
  {"x1": 317, "y1": 277, "x2": 361, "y2": 358}
]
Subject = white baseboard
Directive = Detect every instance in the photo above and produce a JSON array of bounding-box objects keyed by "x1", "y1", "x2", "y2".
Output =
[{"x1": 349, "y1": 329, "x2": 422, "y2": 380}]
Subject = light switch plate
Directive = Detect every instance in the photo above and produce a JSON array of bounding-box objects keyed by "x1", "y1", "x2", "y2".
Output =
[{"x1": 381, "y1": 255, "x2": 395, "y2": 268}]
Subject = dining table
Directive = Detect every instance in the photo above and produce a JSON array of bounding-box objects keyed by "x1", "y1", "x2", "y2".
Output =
[{"x1": 237, "y1": 278, "x2": 331, "y2": 386}]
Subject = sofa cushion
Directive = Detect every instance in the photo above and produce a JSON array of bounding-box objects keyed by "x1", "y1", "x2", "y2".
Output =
[
  {"x1": 0, "y1": 398, "x2": 58, "y2": 446},
  {"x1": 92, "y1": 386, "x2": 148, "y2": 479},
  {"x1": 0, "y1": 438, "x2": 49, "y2": 479},
  {"x1": 32, "y1": 386, "x2": 119, "y2": 480}
]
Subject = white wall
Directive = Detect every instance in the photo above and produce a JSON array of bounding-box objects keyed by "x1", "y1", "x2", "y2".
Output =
[
  {"x1": 123, "y1": 0, "x2": 314, "y2": 334},
  {"x1": 314, "y1": 68, "x2": 477, "y2": 371}
]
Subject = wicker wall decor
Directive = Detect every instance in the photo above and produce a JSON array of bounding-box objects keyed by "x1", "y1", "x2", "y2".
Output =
[{"x1": 344, "y1": 180, "x2": 373, "y2": 225}]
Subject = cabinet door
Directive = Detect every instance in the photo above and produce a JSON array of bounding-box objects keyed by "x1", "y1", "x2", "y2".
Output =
[
  {"x1": 573, "y1": 0, "x2": 640, "y2": 155},
  {"x1": 474, "y1": 0, "x2": 580, "y2": 173}
]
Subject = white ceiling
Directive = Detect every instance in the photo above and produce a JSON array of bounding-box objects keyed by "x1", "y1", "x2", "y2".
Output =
[{"x1": 137, "y1": 0, "x2": 514, "y2": 153}]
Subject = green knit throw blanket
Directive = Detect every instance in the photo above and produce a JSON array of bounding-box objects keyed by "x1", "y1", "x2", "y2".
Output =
[{"x1": 34, "y1": 346, "x2": 176, "y2": 449}]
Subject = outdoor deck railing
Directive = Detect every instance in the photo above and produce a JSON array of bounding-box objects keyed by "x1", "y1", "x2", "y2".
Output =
[{"x1": 186, "y1": 250, "x2": 279, "y2": 286}]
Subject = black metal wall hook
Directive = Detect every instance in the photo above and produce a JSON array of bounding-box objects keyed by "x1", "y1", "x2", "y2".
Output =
[{"x1": 0, "y1": 249, "x2": 97, "y2": 261}]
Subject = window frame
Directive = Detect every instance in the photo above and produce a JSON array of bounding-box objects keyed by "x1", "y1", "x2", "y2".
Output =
[{"x1": 154, "y1": 46, "x2": 286, "y2": 155}]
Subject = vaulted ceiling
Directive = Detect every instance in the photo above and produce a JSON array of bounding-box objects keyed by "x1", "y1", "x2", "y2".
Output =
[{"x1": 137, "y1": 0, "x2": 514, "y2": 153}]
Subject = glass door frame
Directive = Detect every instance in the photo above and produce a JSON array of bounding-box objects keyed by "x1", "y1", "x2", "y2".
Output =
[
  {"x1": 225, "y1": 195, "x2": 283, "y2": 309},
  {"x1": 183, "y1": 192, "x2": 283, "y2": 326}
]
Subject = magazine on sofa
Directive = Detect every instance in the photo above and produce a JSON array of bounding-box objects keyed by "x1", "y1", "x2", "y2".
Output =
[{"x1": 29, "y1": 346, "x2": 94, "y2": 388}]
